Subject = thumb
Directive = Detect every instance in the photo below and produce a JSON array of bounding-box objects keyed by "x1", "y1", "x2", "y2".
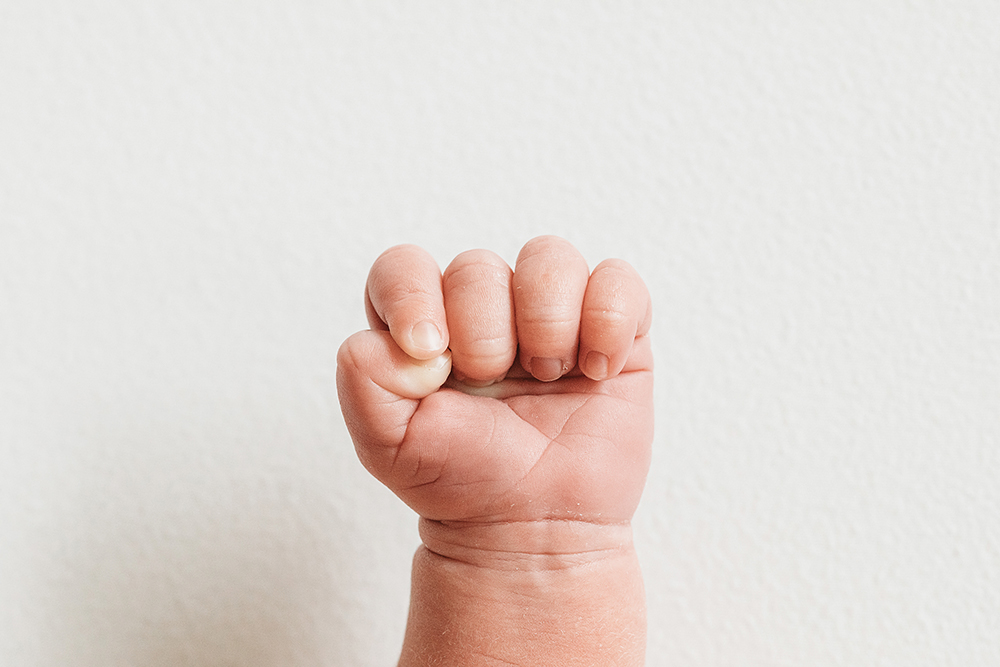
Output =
[{"x1": 336, "y1": 329, "x2": 451, "y2": 479}]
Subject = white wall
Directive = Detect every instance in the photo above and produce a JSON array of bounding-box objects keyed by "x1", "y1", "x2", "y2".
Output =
[{"x1": 2, "y1": 2, "x2": 998, "y2": 665}]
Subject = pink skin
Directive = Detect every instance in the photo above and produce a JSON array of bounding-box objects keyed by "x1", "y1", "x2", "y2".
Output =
[{"x1": 337, "y1": 235, "x2": 653, "y2": 556}]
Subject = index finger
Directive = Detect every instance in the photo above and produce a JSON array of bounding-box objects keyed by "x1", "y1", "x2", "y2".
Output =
[{"x1": 365, "y1": 244, "x2": 449, "y2": 360}]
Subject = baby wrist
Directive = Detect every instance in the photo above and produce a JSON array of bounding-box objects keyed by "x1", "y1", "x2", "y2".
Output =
[
  {"x1": 418, "y1": 516, "x2": 636, "y2": 571},
  {"x1": 401, "y1": 528, "x2": 646, "y2": 666}
]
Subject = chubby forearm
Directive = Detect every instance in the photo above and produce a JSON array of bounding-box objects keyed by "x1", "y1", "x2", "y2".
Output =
[{"x1": 398, "y1": 520, "x2": 646, "y2": 666}]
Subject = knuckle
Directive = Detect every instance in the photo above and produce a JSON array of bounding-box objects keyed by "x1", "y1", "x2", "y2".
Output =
[
  {"x1": 591, "y1": 260, "x2": 637, "y2": 289},
  {"x1": 336, "y1": 332, "x2": 373, "y2": 374},
  {"x1": 516, "y1": 312, "x2": 579, "y2": 329},
  {"x1": 382, "y1": 280, "x2": 435, "y2": 304},
  {"x1": 444, "y1": 254, "x2": 510, "y2": 292},
  {"x1": 452, "y1": 334, "x2": 514, "y2": 363},
  {"x1": 335, "y1": 338, "x2": 356, "y2": 370},
  {"x1": 376, "y1": 243, "x2": 422, "y2": 261},
  {"x1": 583, "y1": 305, "x2": 630, "y2": 326},
  {"x1": 462, "y1": 332, "x2": 512, "y2": 348},
  {"x1": 520, "y1": 234, "x2": 568, "y2": 255},
  {"x1": 516, "y1": 235, "x2": 584, "y2": 269},
  {"x1": 594, "y1": 257, "x2": 635, "y2": 273},
  {"x1": 454, "y1": 347, "x2": 515, "y2": 371},
  {"x1": 368, "y1": 245, "x2": 441, "y2": 304}
]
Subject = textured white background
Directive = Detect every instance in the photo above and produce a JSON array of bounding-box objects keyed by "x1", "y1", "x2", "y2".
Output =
[{"x1": 2, "y1": 2, "x2": 998, "y2": 665}]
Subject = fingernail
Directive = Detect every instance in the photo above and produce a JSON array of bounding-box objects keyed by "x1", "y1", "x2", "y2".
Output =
[
  {"x1": 396, "y1": 350, "x2": 451, "y2": 398},
  {"x1": 411, "y1": 320, "x2": 443, "y2": 353},
  {"x1": 417, "y1": 349, "x2": 452, "y2": 373},
  {"x1": 585, "y1": 351, "x2": 610, "y2": 380},
  {"x1": 530, "y1": 357, "x2": 565, "y2": 382}
]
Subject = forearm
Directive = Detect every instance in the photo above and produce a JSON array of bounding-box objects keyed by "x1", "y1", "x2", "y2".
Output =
[{"x1": 398, "y1": 519, "x2": 646, "y2": 666}]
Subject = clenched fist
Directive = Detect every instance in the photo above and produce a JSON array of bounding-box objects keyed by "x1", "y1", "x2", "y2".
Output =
[{"x1": 337, "y1": 236, "x2": 653, "y2": 564}]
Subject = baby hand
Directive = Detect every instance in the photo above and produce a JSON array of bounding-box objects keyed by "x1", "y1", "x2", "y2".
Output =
[{"x1": 337, "y1": 236, "x2": 653, "y2": 561}]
